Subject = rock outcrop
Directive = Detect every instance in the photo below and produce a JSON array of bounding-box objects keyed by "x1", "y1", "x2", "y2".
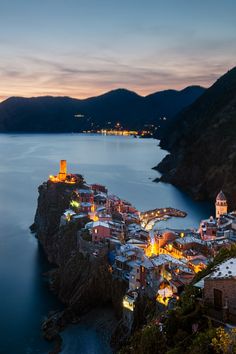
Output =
[{"x1": 32, "y1": 179, "x2": 127, "y2": 349}]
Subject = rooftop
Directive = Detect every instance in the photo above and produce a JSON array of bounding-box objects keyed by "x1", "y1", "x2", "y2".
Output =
[
  {"x1": 64, "y1": 209, "x2": 76, "y2": 216},
  {"x1": 78, "y1": 188, "x2": 93, "y2": 194},
  {"x1": 216, "y1": 190, "x2": 227, "y2": 202},
  {"x1": 151, "y1": 254, "x2": 185, "y2": 267},
  {"x1": 208, "y1": 258, "x2": 236, "y2": 280},
  {"x1": 80, "y1": 202, "x2": 92, "y2": 207},
  {"x1": 175, "y1": 235, "x2": 204, "y2": 245},
  {"x1": 91, "y1": 221, "x2": 110, "y2": 229}
]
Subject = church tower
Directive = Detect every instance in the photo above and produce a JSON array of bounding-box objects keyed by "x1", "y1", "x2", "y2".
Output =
[
  {"x1": 215, "y1": 190, "x2": 228, "y2": 218},
  {"x1": 58, "y1": 160, "x2": 67, "y2": 181}
]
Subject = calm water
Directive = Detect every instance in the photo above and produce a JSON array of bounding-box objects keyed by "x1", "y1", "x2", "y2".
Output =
[{"x1": 0, "y1": 134, "x2": 213, "y2": 354}]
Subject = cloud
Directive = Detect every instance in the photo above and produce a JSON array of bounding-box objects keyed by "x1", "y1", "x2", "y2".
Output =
[{"x1": 0, "y1": 46, "x2": 235, "y2": 101}]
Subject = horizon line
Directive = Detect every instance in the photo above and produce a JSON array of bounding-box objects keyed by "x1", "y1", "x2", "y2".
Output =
[{"x1": 0, "y1": 84, "x2": 207, "y2": 103}]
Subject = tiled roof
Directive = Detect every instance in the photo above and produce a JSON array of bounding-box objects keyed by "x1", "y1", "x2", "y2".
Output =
[
  {"x1": 208, "y1": 258, "x2": 236, "y2": 279},
  {"x1": 216, "y1": 190, "x2": 227, "y2": 201}
]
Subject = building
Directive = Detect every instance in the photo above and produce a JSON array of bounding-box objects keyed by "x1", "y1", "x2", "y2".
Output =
[
  {"x1": 199, "y1": 217, "x2": 218, "y2": 240},
  {"x1": 203, "y1": 258, "x2": 236, "y2": 323},
  {"x1": 77, "y1": 188, "x2": 94, "y2": 203},
  {"x1": 122, "y1": 291, "x2": 138, "y2": 331},
  {"x1": 91, "y1": 221, "x2": 111, "y2": 242},
  {"x1": 49, "y1": 160, "x2": 82, "y2": 184},
  {"x1": 215, "y1": 190, "x2": 228, "y2": 219},
  {"x1": 80, "y1": 202, "x2": 94, "y2": 214},
  {"x1": 91, "y1": 184, "x2": 108, "y2": 194}
]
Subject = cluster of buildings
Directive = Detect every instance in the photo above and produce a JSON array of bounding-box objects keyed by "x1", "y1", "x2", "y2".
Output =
[
  {"x1": 199, "y1": 191, "x2": 236, "y2": 243},
  {"x1": 51, "y1": 161, "x2": 236, "y2": 326}
]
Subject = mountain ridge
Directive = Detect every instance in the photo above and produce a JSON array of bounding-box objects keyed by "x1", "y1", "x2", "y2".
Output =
[{"x1": 0, "y1": 86, "x2": 205, "y2": 132}]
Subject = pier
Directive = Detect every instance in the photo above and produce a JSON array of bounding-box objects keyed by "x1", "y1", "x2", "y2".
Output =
[{"x1": 140, "y1": 207, "x2": 187, "y2": 227}]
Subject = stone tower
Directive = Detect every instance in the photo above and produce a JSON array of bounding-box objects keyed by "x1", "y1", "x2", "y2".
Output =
[
  {"x1": 215, "y1": 190, "x2": 228, "y2": 218},
  {"x1": 58, "y1": 160, "x2": 67, "y2": 181}
]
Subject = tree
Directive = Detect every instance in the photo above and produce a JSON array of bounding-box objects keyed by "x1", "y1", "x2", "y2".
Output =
[{"x1": 211, "y1": 327, "x2": 236, "y2": 353}]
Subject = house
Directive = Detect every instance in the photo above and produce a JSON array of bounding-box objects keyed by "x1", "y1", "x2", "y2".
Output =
[
  {"x1": 127, "y1": 238, "x2": 147, "y2": 250},
  {"x1": 123, "y1": 291, "x2": 138, "y2": 330},
  {"x1": 113, "y1": 244, "x2": 144, "y2": 281},
  {"x1": 94, "y1": 193, "x2": 107, "y2": 205},
  {"x1": 157, "y1": 230, "x2": 178, "y2": 248},
  {"x1": 78, "y1": 188, "x2": 94, "y2": 203},
  {"x1": 129, "y1": 261, "x2": 142, "y2": 290},
  {"x1": 80, "y1": 202, "x2": 94, "y2": 213},
  {"x1": 109, "y1": 220, "x2": 125, "y2": 240},
  {"x1": 97, "y1": 213, "x2": 112, "y2": 222},
  {"x1": 188, "y1": 256, "x2": 208, "y2": 273},
  {"x1": 114, "y1": 255, "x2": 129, "y2": 279},
  {"x1": 203, "y1": 258, "x2": 236, "y2": 323},
  {"x1": 174, "y1": 235, "x2": 204, "y2": 251},
  {"x1": 139, "y1": 257, "x2": 156, "y2": 289},
  {"x1": 60, "y1": 209, "x2": 76, "y2": 225},
  {"x1": 123, "y1": 291, "x2": 138, "y2": 312},
  {"x1": 151, "y1": 254, "x2": 187, "y2": 274},
  {"x1": 91, "y1": 221, "x2": 111, "y2": 242},
  {"x1": 199, "y1": 217, "x2": 218, "y2": 240},
  {"x1": 91, "y1": 184, "x2": 108, "y2": 194}
]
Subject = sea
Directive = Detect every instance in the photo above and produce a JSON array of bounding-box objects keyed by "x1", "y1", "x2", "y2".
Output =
[{"x1": 0, "y1": 134, "x2": 213, "y2": 354}]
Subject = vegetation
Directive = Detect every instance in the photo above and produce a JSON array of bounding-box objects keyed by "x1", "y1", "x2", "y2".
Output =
[
  {"x1": 211, "y1": 327, "x2": 236, "y2": 354},
  {"x1": 119, "y1": 322, "x2": 167, "y2": 354}
]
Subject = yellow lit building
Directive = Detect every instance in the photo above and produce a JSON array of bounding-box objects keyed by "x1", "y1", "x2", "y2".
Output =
[{"x1": 49, "y1": 160, "x2": 78, "y2": 184}]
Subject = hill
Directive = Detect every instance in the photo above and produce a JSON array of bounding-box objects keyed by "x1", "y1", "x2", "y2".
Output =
[
  {"x1": 157, "y1": 66, "x2": 236, "y2": 207},
  {"x1": 0, "y1": 86, "x2": 205, "y2": 132}
]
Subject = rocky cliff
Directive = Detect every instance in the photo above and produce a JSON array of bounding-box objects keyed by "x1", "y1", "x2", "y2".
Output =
[
  {"x1": 156, "y1": 66, "x2": 236, "y2": 208},
  {"x1": 32, "y1": 179, "x2": 127, "y2": 350}
]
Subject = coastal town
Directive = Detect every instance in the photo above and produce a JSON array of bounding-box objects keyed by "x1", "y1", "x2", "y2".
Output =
[
  {"x1": 47, "y1": 160, "x2": 236, "y2": 330},
  {"x1": 1, "y1": 1, "x2": 236, "y2": 352}
]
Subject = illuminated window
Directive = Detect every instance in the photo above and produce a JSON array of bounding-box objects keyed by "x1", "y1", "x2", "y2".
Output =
[{"x1": 94, "y1": 229, "x2": 98, "y2": 234}]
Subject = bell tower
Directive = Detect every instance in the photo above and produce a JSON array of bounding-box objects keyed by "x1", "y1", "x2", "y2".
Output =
[{"x1": 215, "y1": 190, "x2": 228, "y2": 218}]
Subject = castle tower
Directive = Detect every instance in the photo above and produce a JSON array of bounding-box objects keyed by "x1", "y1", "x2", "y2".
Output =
[
  {"x1": 215, "y1": 190, "x2": 228, "y2": 218},
  {"x1": 58, "y1": 160, "x2": 67, "y2": 181}
]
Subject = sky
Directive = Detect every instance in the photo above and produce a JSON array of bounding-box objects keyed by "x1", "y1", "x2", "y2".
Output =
[{"x1": 0, "y1": 0, "x2": 236, "y2": 101}]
